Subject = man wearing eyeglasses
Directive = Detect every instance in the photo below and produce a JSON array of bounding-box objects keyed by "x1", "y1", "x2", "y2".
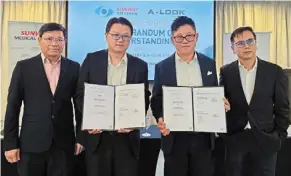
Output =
[
  {"x1": 75, "y1": 17, "x2": 150, "y2": 176},
  {"x1": 4, "y1": 23, "x2": 82, "y2": 176},
  {"x1": 219, "y1": 26, "x2": 290, "y2": 176},
  {"x1": 150, "y1": 16, "x2": 230, "y2": 176}
]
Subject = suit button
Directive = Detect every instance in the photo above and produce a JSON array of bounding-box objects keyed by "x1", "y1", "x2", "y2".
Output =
[
  {"x1": 51, "y1": 115, "x2": 55, "y2": 119},
  {"x1": 52, "y1": 100, "x2": 55, "y2": 104}
]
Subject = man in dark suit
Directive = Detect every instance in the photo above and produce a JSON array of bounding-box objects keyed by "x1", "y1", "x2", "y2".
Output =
[
  {"x1": 219, "y1": 26, "x2": 290, "y2": 176},
  {"x1": 151, "y1": 16, "x2": 230, "y2": 176},
  {"x1": 75, "y1": 17, "x2": 150, "y2": 176},
  {"x1": 4, "y1": 23, "x2": 81, "y2": 176}
]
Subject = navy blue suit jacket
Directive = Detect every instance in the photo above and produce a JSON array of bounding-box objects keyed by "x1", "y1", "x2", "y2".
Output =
[
  {"x1": 220, "y1": 59, "x2": 290, "y2": 153},
  {"x1": 150, "y1": 52, "x2": 218, "y2": 155},
  {"x1": 75, "y1": 50, "x2": 150, "y2": 159},
  {"x1": 4, "y1": 54, "x2": 81, "y2": 153}
]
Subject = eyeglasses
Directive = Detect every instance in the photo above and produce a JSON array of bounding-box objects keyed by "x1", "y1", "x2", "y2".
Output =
[
  {"x1": 109, "y1": 33, "x2": 131, "y2": 41},
  {"x1": 42, "y1": 37, "x2": 65, "y2": 43},
  {"x1": 233, "y1": 38, "x2": 256, "y2": 48},
  {"x1": 173, "y1": 34, "x2": 196, "y2": 43}
]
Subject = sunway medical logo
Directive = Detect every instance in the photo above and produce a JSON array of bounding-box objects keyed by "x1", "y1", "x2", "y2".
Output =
[
  {"x1": 14, "y1": 30, "x2": 38, "y2": 40},
  {"x1": 95, "y1": 6, "x2": 138, "y2": 17},
  {"x1": 116, "y1": 7, "x2": 138, "y2": 16}
]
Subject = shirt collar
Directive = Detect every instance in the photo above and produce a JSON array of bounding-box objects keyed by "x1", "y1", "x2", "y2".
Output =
[
  {"x1": 175, "y1": 52, "x2": 197, "y2": 64},
  {"x1": 108, "y1": 53, "x2": 128, "y2": 66},
  {"x1": 238, "y1": 57, "x2": 258, "y2": 70},
  {"x1": 41, "y1": 53, "x2": 61, "y2": 64}
]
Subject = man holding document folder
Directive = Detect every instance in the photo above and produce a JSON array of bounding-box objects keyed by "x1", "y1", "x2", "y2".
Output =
[
  {"x1": 75, "y1": 17, "x2": 150, "y2": 176},
  {"x1": 151, "y1": 16, "x2": 230, "y2": 176}
]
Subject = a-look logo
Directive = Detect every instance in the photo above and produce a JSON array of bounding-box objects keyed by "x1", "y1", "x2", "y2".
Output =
[{"x1": 148, "y1": 9, "x2": 185, "y2": 16}]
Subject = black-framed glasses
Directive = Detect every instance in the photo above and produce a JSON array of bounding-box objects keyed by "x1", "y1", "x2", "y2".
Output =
[
  {"x1": 109, "y1": 33, "x2": 131, "y2": 41},
  {"x1": 173, "y1": 34, "x2": 196, "y2": 43},
  {"x1": 42, "y1": 37, "x2": 65, "y2": 43},
  {"x1": 233, "y1": 38, "x2": 256, "y2": 48}
]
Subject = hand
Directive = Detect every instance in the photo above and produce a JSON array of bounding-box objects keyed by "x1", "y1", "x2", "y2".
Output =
[
  {"x1": 223, "y1": 97, "x2": 231, "y2": 112},
  {"x1": 117, "y1": 128, "x2": 133, "y2": 133},
  {"x1": 157, "y1": 117, "x2": 170, "y2": 136},
  {"x1": 5, "y1": 149, "x2": 20, "y2": 163},
  {"x1": 88, "y1": 129, "x2": 102, "y2": 134},
  {"x1": 75, "y1": 143, "x2": 84, "y2": 155}
]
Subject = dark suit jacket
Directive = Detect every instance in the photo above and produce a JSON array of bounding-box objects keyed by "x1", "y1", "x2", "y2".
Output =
[
  {"x1": 4, "y1": 54, "x2": 81, "y2": 153},
  {"x1": 150, "y1": 52, "x2": 218, "y2": 155},
  {"x1": 219, "y1": 59, "x2": 290, "y2": 153},
  {"x1": 75, "y1": 49, "x2": 150, "y2": 159}
]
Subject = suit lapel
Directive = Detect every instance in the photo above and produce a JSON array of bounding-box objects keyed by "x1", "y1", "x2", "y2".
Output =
[
  {"x1": 168, "y1": 54, "x2": 177, "y2": 86},
  {"x1": 126, "y1": 55, "x2": 136, "y2": 84},
  {"x1": 197, "y1": 53, "x2": 209, "y2": 86},
  {"x1": 54, "y1": 57, "x2": 67, "y2": 97},
  {"x1": 100, "y1": 50, "x2": 108, "y2": 85},
  {"x1": 232, "y1": 61, "x2": 249, "y2": 107},
  {"x1": 249, "y1": 59, "x2": 264, "y2": 107},
  {"x1": 36, "y1": 54, "x2": 53, "y2": 96}
]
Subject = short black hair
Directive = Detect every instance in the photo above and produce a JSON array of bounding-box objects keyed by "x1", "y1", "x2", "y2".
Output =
[
  {"x1": 171, "y1": 16, "x2": 196, "y2": 34},
  {"x1": 105, "y1": 17, "x2": 133, "y2": 35},
  {"x1": 230, "y1": 26, "x2": 256, "y2": 43},
  {"x1": 39, "y1": 22, "x2": 67, "y2": 39}
]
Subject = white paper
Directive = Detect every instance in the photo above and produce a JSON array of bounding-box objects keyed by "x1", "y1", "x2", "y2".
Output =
[
  {"x1": 163, "y1": 86, "x2": 194, "y2": 131},
  {"x1": 82, "y1": 83, "x2": 115, "y2": 130},
  {"x1": 114, "y1": 83, "x2": 146, "y2": 129},
  {"x1": 287, "y1": 125, "x2": 291, "y2": 137},
  {"x1": 192, "y1": 87, "x2": 227, "y2": 133}
]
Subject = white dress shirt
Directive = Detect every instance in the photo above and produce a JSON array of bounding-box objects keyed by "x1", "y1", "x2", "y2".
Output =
[
  {"x1": 175, "y1": 52, "x2": 203, "y2": 87},
  {"x1": 107, "y1": 54, "x2": 128, "y2": 85},
  {"x1": 238, "y1": 58, "x2": 258, "y2": 129}
]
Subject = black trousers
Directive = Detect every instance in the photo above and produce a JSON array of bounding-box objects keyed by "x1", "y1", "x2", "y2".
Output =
[
  {"x1": 225, "y1": 130, "x2": 277, "y2": 176},
  {"x1": 137, "y1": 139, "x2": 161, "y2": 176},
  {"x1": 86, "y1": 132, "x2": 138, "y2": 176},
  {"x1": 18, "y1": 143, "x2": 74, "y2": 176},
  {"x1": 164, "y1": 133, "x2": 213, "y2": 176}
]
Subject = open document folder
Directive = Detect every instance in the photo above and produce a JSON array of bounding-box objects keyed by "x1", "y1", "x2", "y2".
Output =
[
  {"x1": 163, "y1": 86, "x2": 227, "y2": 133},
  {"x1": 82, "y1": 83, "x2": 146, "y2": 130}
]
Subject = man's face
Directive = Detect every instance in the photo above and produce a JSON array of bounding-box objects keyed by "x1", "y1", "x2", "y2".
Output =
[
  {"x1": 38, "y1": 31, "x2": 66, "y2": 58},
  {"x1": 106, "y1": 23, "x2": 132, "y2": 53},
  {"x1": 171, "y1": 24, "x2": 198, "y2": 56},
  {"x1": 231, "y1": 30, "x2": 257, "y2": 61}
]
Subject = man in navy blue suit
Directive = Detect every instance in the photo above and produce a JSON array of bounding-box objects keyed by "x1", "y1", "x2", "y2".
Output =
[
  {"x1": 151, "y1": 16, "x2": 230, "y2": 176},
  {"x1": 75, "y1": 17, "x2": 150, "y2": 176}
]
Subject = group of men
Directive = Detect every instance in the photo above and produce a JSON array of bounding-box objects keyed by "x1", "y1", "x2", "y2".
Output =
[{"x1": 3, "y1": 16, "x2": 290, "y2": 176}]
